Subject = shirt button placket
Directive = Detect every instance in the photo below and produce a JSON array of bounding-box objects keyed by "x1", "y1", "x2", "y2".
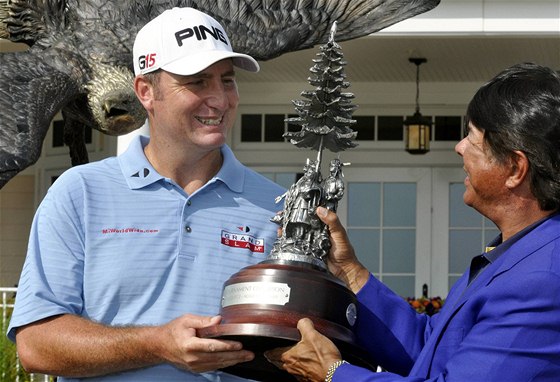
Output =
[{"x1": 184, "y1": 199, "x2": 192, "y2": 233}]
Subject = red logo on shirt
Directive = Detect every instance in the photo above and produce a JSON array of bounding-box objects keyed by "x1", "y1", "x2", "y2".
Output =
[
  {"x1": 221, "y1": 230, "x2": 264, "y2": 253},
  {"x1": 101, "y1": 227, "x2": 159, "y2": 234}
]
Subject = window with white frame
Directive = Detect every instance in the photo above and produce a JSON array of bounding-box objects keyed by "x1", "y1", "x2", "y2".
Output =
[{"x1": 239, "y1": 113, "x2": 463, "y2": 144}]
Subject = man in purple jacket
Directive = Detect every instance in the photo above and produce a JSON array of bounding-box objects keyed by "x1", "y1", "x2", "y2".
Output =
[{"x1": 266, "y1": 63, "x2": 560, "y2": 381}]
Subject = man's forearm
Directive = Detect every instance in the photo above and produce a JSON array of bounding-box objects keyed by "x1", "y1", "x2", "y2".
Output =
[{"x1": 16, "y1": 314, "x2": 164, "y2": 377}]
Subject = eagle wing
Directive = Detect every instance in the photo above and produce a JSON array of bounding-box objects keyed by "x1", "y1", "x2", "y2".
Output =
[
  {"x1": 189, "y1": 0, "x2": 440, "y2": 60},
  {"x1": 0, "y1": 50, "x2": 80, "y2": 188}
]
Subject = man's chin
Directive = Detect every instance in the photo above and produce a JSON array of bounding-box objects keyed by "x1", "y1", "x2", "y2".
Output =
[
  {"x1": 196, "y1": 133, "x2": 227, "y2": 148},
  {"x1": 463, "y1": 193, "x2": 475, "y2": 208}
]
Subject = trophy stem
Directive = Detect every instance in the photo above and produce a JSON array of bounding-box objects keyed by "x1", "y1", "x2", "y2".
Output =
[{"x1": 315, "y1": 136, "x2": 324, "y2": 171}]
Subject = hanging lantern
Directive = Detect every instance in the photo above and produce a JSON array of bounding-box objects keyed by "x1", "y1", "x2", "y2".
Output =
[{"x1": 405, "y1": 58, "x2": 431, "y2": 154}]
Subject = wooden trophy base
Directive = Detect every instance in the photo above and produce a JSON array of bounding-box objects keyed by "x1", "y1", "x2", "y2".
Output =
[{"x1": 198, "y1": 260, "x2": 376, "y2": 381}]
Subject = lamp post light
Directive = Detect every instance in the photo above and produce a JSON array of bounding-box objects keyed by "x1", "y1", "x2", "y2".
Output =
[{"x1": 405, "y1": 57, "x2": 431, "y2": 154}]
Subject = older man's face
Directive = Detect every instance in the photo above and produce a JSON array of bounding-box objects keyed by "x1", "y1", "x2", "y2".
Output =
[{"x1": 455, "y1": 123, "x2": 512, "y2": 217}]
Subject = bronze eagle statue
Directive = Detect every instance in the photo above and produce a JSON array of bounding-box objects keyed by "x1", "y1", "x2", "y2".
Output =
[{"x1": 0, "y1": 0, "x2": 440, "y2": 189}]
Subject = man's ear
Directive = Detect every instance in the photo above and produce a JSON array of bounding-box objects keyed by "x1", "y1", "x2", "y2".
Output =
[
  {"x1": 134, "y1": 76, "x2": 154, "y2": 111},
  {"x1": 505, "y1": 150, "x2": 529, "y2": 189}
]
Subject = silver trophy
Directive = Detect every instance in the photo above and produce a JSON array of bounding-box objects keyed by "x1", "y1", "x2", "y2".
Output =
[{"x1": 199, "y1": 23, "x2": 374, "y2": 381}]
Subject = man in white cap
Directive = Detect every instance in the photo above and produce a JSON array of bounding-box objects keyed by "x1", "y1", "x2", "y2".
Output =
[{"x1": 8, "y1": 7, "x2": 284, "y2": 381}]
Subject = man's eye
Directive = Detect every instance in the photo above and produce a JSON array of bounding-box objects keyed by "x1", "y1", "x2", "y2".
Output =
[
  {"x1": 462, "y1": 125, "x2": 469, "y2": 138},
  {"x1": 188, "y1": 80, "x2": 204, "y2": 86}
]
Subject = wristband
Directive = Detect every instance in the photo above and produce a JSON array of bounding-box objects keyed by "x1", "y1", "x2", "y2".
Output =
[{"x1": 325, "y1": 360, "x2": 348, "y2": 382}]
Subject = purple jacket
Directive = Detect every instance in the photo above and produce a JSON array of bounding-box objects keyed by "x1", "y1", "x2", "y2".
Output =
[{"x1": 336, "y1": 213, "x2": 560, "y2": 381}]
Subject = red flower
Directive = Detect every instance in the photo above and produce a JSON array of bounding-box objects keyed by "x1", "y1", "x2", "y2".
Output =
[{"x1": 406, "y1": 296, "x2": 444, "y2": 315}]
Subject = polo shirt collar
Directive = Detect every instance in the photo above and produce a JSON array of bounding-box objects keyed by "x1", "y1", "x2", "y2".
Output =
[
  {"x1": 119, "y1": 135, "x2": 163, "y2": 189},
  {"x1": 211, "y1": 144, "x2": 243, "y2": 192},
  {"x1": 484, "y1": 211, "x2": 558, "y2": 264},
  {"x1": 119, "y1": 135, "x2": 245, "y2": 193}
]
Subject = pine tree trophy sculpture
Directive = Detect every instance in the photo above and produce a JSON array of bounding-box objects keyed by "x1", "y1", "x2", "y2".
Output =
[
  {"x1": 268, "y1": 21, "x2": 357, "y2": 268},
  {"x1": 199, "y1": 23, "x2": 375, "y2": 381}
]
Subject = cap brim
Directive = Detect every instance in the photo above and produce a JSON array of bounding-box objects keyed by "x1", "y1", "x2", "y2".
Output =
[{"x1": 162, "y1": 50, "x2": 259, "y2": 75}]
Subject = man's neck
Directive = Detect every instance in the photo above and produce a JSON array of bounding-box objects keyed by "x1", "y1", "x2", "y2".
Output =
[
  {"x1": 143, "y1": 141, "x2": 223, "y2": 194},
  {"x1": 496, "y1": 204, "x2": 556, "y2": 242}
]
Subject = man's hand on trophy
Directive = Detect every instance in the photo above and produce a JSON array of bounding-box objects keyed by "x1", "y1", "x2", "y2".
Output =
[
  {"x1": 164, "y1": 314, "x2": 254, "y2": 373},
  {"x1": 264, "y1": 318, "x2": 342, "y2": 382},
  {"x1": 315, "y1": 206, "x2": 370, "y2": 293}
]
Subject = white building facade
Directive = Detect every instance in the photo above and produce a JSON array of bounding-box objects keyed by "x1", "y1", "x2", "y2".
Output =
[{"x1": 0, "y1": 0, "x2": 559, "y2": 298}]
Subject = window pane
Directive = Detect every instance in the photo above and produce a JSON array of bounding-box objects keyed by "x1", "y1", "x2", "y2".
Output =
[
  {"x1": 484, "y1": 228, "x2": 500, "y2": 243},
  {"x1": 353, "y1": 116, "x2": 374, "y2": 140},
  {"x1": 286, "y1": 114, "x2": 300, "y2": 133},
  {"x1": 53, "y1": 121, "x2": 92, "y2": 147},
  {"x1": 264, "y1": 114, "x2": 285, "y2": 142},
  {"x1": 377, "y1": 116, "x2": 404, "y2": 141},
  {"x1": 348, "y1": 228, "x2": 380, "y2": 273},
  {"x1": 84, "y1": 125, "x2": 93, "y2": 144},
  {"x1": 347, "y1": 179, "x2": 418, "y2": 297},
  {"x1": 383, "y1": 276, "x2": 415, "y2": 298},
  {"x1": 260, "y1": 172, "x2": 274, "y2": 181},
  {"x1": 257, "y1": 172, "x2": 301, "y2": 192},
  {"x1": 348, "y1": 182, "x2": 380, "y2": 226},
  {"x1": 275, "y1": 173, "x2": 299, "y2": 189},
  {"x1": 435, "y1": 116, "x2": 462, "y2": 142},
  {"x1": 449, "y1": 275, "x2": 461, "y2": 289},
  {"x1": 52, "y1": 120, "x2": 65, "y2": 147},
  {"x1": 383, "y1": 183, "x2": 416, "y2": 227},
  {"x1": 448, "y1": 180, "x2": 499, "y2": 284},
  {"x1": 449, "y1": 183, "x2": 483, "y2": 227},
  {"x1": 383, "y1": 229, "x2": 415, "y2": 273},
  {"x1": 449, "y1": 229, "x2": 482, "y2": 274},
  {"x1": 241, "y1": 114, "x2": 262, "y2": 142}
]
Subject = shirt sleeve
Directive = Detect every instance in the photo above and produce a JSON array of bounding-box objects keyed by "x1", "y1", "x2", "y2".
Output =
[
  {"x1": 7, "y1": 171, "x2": 86, "y2": 342},
  {"x1": 333, "y1": 362, "x2": 426, "y2": 382},
  {"x1": 352, "y1": 274, "x2": 431, "y2": 375},
  {"x1": 335, "y1": 270, "x2": 560, "y2": 381}
]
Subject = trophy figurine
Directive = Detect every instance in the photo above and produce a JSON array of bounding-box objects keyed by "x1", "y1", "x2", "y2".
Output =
[{"x1": 199, "y1": 22, "x2": 376, "y2": 381}]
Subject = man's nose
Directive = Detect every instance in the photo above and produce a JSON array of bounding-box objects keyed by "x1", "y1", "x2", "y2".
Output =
[
  {"x1": 455, "y1": 138, "x2": 466, "y2": 156},
  {"x1": 205, "y1": 83, "x2": 229, "y2": 109}
]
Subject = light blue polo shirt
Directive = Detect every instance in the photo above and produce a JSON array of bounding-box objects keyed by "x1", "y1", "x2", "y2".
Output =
[{"x1": 8, "y1": 135, "x2": 285, "y2": 381}]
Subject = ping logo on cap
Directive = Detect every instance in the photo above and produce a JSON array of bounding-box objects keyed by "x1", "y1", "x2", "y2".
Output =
[{"x1": 175, "y1": 25, "x2": 229, "y2": 47}]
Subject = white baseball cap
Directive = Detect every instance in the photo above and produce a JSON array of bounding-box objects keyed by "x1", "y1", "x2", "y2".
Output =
[{"x1": 133, "y1": 7, "x2": 259, "y2": 76}]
